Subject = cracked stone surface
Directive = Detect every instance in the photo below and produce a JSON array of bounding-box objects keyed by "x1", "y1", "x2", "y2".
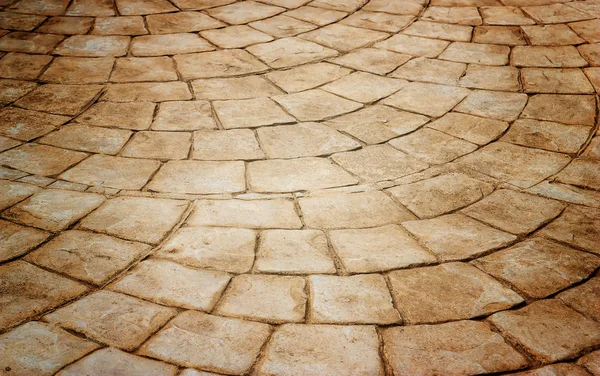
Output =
[{"x1": 0, "y1": 0, "x2": 598, "y2": 373}]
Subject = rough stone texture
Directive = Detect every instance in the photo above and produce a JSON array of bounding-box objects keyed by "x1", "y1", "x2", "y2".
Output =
[
  {"x1": 0, "y1": 143, "x2": 87, "y2": 176},
  {"x1": 213, "y1": 97, "x2": 295, "y2": 129},
  {"x1": 557, "y1": 276, "x2": 600, "y2": 321},
  {"x1": 0, "y1": 219, "x2": 49, "y2": 262},
  {"x1": 273, "y1": 89, "x2": 362, "y2": 121},
  {"x1": 538, "y1": 205, "x2": 600, "y2": 255}
]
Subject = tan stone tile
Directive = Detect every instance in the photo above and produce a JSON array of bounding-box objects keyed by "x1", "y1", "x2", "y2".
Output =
[
  {"x1": 285, "y1": 5, "x2": 347, "y2": 26},
  {"x1": 201, "y1": 25, "x2": 273, "y2": 48},
  {"x1": 523, "y1": 3, "x2": 593, "y2": 23},
  {"x1": 102, "y1": 82, "x2": 192, "y2": 102},
  {"x1": 80, "y1": 196, "x2": 188, "y2": 244},
  {"x1": 116, "y1": 0, "x2": 177, "y2": 15},
  {"x1": 383, "y1": 82, "x2": 470, "y2": 117},
  {"x1": 255, "y1": 229, "x2": 335, "y2": 274},
  {"x1": 402, "y1": 213, "x2": 517, "y2": 261},
  {"x1": 17, "y1": 175, "x2": 54, "y2": 187},
  {"x1": 521, "y1": 94, "x2": 596, "y2": 126},
  {"x1": 248, "y1": 157, "x2": 358, "y2": 192},
  {"x1": 60, "y1": 155, "x2": 160, "y2": 190},
  {"x1": 40, "y1": 56, "x2": 114, "y2": 84},
  {"x1": 363, "y1": 0, "x2": 423, "y2": 15},
  {"x1": 383, "y1": 321, "x2": 527, "y2": 375},
  {"x1": 481, "y1": 6, "x2": 535, "y2": 25},
  {"x1": 15, "y1": 84, "x2": 103, "y2": 115},
  {"x1": 207, "y1": 1, "x2": 284, "y2": 24},
  {"x1": 310, "y1": 0, "x2": 366, "y2": 12},
  {"x1": 249, "y1": 14, "x2": 317, "y2": 37},
  {"x1": 37, "y1": 16, "x2": 94, "y2": 34},
  {"x1": 341, "y1": 11, "x2": 414, "y2": 32},
  {"x1": 76, "y1": 101, "x2": 155, "y2": 130},
  {"x1": 258, "y1": 0, "x2": 310, "y2": 8},
  {"x1": 0, "y1": 144, "x2": 87, "y2": 176},
  {"x1": 389, "y1": 128, "x2": 478, "y2": 164},
  {"x1": 473, "y1": 25, "x2": 527, "y2": 45},
  {"x1": 0, "y1": 32, "x2": 64, "y2": 54},
  {"x1": 139, "y1": 311, "x2": 272, "y2": 374},
  {"x1": 111, "y1": 56, "x2": 177, "y2": 82},
  {"x1": 569, "y1": 0, "x2": 600, "y2": 17},
  {"x1": 145, "y1": 11, "x2": 225, "y2": 34},
  {"x1": 258, "y1": 324, "x2": 382, "y2": 375},
  {"x1": 326, "y1": 105, "x2": 429, "y2": 144},
  {"x1": 0, "y1": 135, "x2": 20, "y2": 152},
  {"x1": 0, "y1": 322, "x2": 98, "y2": 376},
  {"x1": 455, "y1": 90, "x2": 528, "y2": 121},
  {"x1": 54, "y1": 35, "x2": 129, "y2": 57},
  {"x1": 322, "y1": 71, "x2": 406, "y2": 103},
  {"x1": 502, "y1": 119, "x2": 590, "y2": 154},
  {"x1": 0, "y1": 12, "x2": 46, "y2": 31},
  {"x1": 0, "y1": 166, "x2": 28, "y2": 180},
  {"x1": 174, "y1": 49, "x2": 268, "y2": 80},
  {"x1": 0, "y1": 53, "x2": 52, "y2": 80},
  {"x1": 299, "y1": 190, "x2": 415, "y2": 229},
  {"x1": 179, "y1": 369, "x2": 222, "y2": 376},
  {"x1": 459, "y1": 64, "x2": 520, "y2": 91},
  {"x1": 68, "y1": 0, "x2": 115, "y2": 15},
  {"x1": 390, "y1": 262, "x2": 523, "y2": 323},
  {"x1": 558, "y1": 276, "x2": 600, "y2": 322},
  {"x1": 46, "y1": 290, "x2": 176, "y2": 350},
  {"x1": 0, "y1": 219, "x2": 49, "y2": 262},
  {"x1": 0, "y1": 79, "x2": 38, "y2": 105},
  {"x1": 26, "y1": 230, "x2": 150, "y2": 285},
  {"x1": 427, "y1": 112, "x2": 508, "y2": 145},
  {"x1": 522, "y1": 68, "x2": 595, "y2": 94},
  {"x1": 422, "y1": 6, "x2": 482, "y2": 25},
  {"x1": 193, "y1": 129, "x2": 264, "y2": 160},
  {"x1": 330, "y1": 47, "x2": 411, "y2": 75},
  {"x1": 0, "y1": 261, "x2": 87, "y2": 329},
  {"x1": 156, "y1": 227, "x2": 256, "y2": 273},
  {"x1": 582, "y1": 136, "x2": 600, "y2": 159},
  {"x1": 152, "y1": 100, "x2": 215, "y2": 131},
  {"x1": 526, "y1": 180, "x2": 600, "y2": 209},
  {"x1": 300, "y1": 24, "x2": 388, "y2": 52},
  {"x1": 192, "y1": 76, "x2": 282, "y2": 100},
  {"x1": 265, "y1": 62, "x2": 351, "y2": 93},
  {"x1": 570, "y1": 19, "x2": 600, "y2": 43},
  {"x1": 57, "y1": 347, "x2": 178, "y2": 376},
  {"x1": 390, "y1": 57, "x2": 466, "y2": 86},
  {"x1": 122, "y1": 131, "x2": 191, "y2": 160},
  {"x1": 513, "y1": 364, "x2": 591, "y2": 376},
  {"x1": 273, "y1": 89, "x2": 362, "y2": 121},
  {"x1": 0, "y1": 179, "x2": 41, "y2": 211},
  {"x1": 512, "y1": 46, "x2": 588, "y2": 67},
  {"x1": 375, "y1": 33, "x2": 449, "y2": 57},
  {"x1": 92, "y1": 16, "x2": 147, "y2": 35},
  {"x1": 40, "y1": 124, "x2": 131, "y2": 155},
  {"x1": 556, "y1": 159, "x2": 600, "y2": 191},
  {"x1": 213, "y1": 97, "x2": 294, "y2": 129},
  {"x1": 148, "y1": 160, "x2": 245, "y2": 194},
  {"x1": 490, "y1": 299, "x2": 600, "y2": 363},
  {"x1": 130, "y1": 33, "x2": 214, "y2": 56},
  {"x1": 187, "y1": 198, "x2": 301, "y2": 229},
  {"x1": 404, "y1": 20, "x2": 473, "y2": 42},
  {"x1": 522, "y1": 24, "x2": 585, "y2": 45},
  {"x1": 247, "y1": 37, "x2": 338, "y2": 68},
  {"x1": 440, "y1": 42, "x2": 510, "y2": 65},
  {"x1": 583, "y1": 46, "x2": 600, "y2": 69}
]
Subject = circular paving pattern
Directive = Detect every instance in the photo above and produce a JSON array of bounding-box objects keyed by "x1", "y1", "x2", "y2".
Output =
[{"x1": 0, "y1": 0, "x2": 599, "y2": 374}]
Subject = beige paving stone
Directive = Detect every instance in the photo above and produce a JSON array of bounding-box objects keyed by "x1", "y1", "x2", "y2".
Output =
[
  {"x1": 26, "y1": 230, "x2": 150, "y2": 285},
  {"x1": 110, "y1": 56, "x2": 178, "y2": 82},
  {"x1": 116, "y1": 0, "x2": 177, "y2": 15},
  {"x1": 265, "y1": 62, "x2": 351, "y2": 93},
  {"x1": 37, "y1": 16, "x2": 94, "y2": 34},
  {"x1": 54, "y1": 35, "x2": 129, "y2": 57},
  {"x1": 326, "y1": 105, "x2": 429, "y2": 144},
  {"x1": 300, "y1": 24, "x2": 388, "y2": 52},
  {"x1": 522, "y1": 68, "x2": 594, "y2": 94},
  {"x1": 57, "y1": 347, "x2": 178, "y2": 376},
  {"x1": 383, "y1": 321, "x2": 528, "y2": 375},
  {"x1": 40, "y1": 124, "x2": 131, "y2": 155},
  {"x1": 322, "y1": 72, "x2": 406, "y2": 103},
  {"x1": 76, "y1": 101, "x2": 155, "y2": 130},
  {"x1": 130, "y1": 33, "x2": 214, "y2": 56},
  {"x1": 0, "y1": 260, "x2": 87, "y2": 329},
  {"x1": 526, "y1": 180, "x2": 600, "y2": 209},
  {"x1": 0, "y1": 12, "x2": 46, "y2": 31},
  {"x1": 402, "y1": 213, "x2": 517, "y2": 261},
  {"x1": 299, "y1": 190, "x2": 415, "y2": 229},
  {"x1": 174, "y1": 49, "x2": 268, "y2": 80},
  {"x1": 248, "y1": 157, "x2": 358, "y2": 192},
  {"x1": 455, "y1": 90, "x2": 528, "y2": 121},
  {"x1": 0, "y1": 79, "x2": 38, "y2": 105},
  {"x1": 582, "y1": 136, "x2": 600, "y2": 159},
  {"x1": 207, "y1": 1, "x2": 285, "y2": 24},
  {"x1": 391, "y1": 57, "x2": 466, "y2": 86},
  {"x1": 459, "y1": 64, "x2": 521, "y2": 91},
  {"x1": 556, "y1": 159, "x2": 600, "y2": 191},
  {"x1": 332, "y1": 144, "x2": 429, "y2": 182},
  {"x1": 193, "y1": 76, "x2": 282, "y2": 100},
  {"x1": 511, "y1": 46, "x2": 588, "y2": 67},
  {"x1": 79, "y1": 196, "x2": 188, "y2": 244},
  {"x1": 122, "y1": 131, "x2": 191, "y2": 160},
  {"x1": 258, "y1": 324, "x2": 382, "y2": 376},
  {"x1": 0, "y1": 144, "x2": 87, "y2": 176},
  {"x1": 0, "y1": 219, "x2": 49, "y2": 262},
  {"x1": 522, "y1": 24, "x2": 586, "y2": 45},
  {"x1": 427, "y1": 112, "x2": 508, "y2": 145},
  {"x1": 489, "y1": 299, "x2": 600, "y2": 363},
  {"x1": 0, "y1": 135, "x2": 20, "y2": 152},
  {"x1": 0, "y1": 53, "x2": 52, "y2": 80},
  {"x1": 145, "y1": 11, "x2": 225, "y2": 34},
  {"x1": 473, "y1": 25, "x2": 527, "y2": 45},
  {"x1": 558, "y1": 276, "x2": 600, "y2": 322},
  {"x1": 0, "y1": 180, "x2": 40, "y2": 210},
  {"x1": 421, "y1": 6, "x2": 482, "y2": 25},
  {"x1": 2, "y1": 189, "x2": 104, "y2": 231},
  {"x1": 539, "y1": 205, "x2": 600, "y2": 255},
  {"x1": 257, "y1": 0, "x2": 310, "y2": 9},
  {"x1": 201, "y1": 25, "x2": 273, "y2": 48},
  {"x1": 523, "y1": 3, "x2": 592, "y2": 23},
  {"x1": 249, "y1": 15, "x2": 317, "y2": 37},
  {"x1": 375, "y1": 33, "x2": 450, "y2": 58},
  {"x1": 215, "y1": 274, "x2": 306, "y2": 322},
  {"x1": 60, "y1": 155, "x2": 160, "y2": 190},
  {"x1": 522, "y1": 94, "x2": 596, "y2": 126},
  {"x1": 40, "y1": 56, "x2": 114, "y2": 84},
  {"x1": 45, "y1": 290, "x2": 176, "y2": 350},
  {"x1": 138, "y1": 311, "x2": 272, "y2": 375},
  {"x1": 389, "y1": 128, "x2": 478, "y2": 164},
  {"x1": 0, "y1": 166, "x2": 28, "y2": 180},
  {"x1": 187, "y1": 198, "x2": 301, "y2": 228},
  {"x1": 0, "y1": 32, "x2": 64, "y2": 54},
  {"x1": 502, "y1": 119, "x2": 590, "y2": 154},
  {"x1": 310, "y1": 0, "x2": 366, "y2": 12},
  {"x1": 148, "y1": 160, "x2": 245, "y2": 194},
  {"x1": 193, "y1": 129, "x2": 265, "y2": 160},
  {"x1": 156, "y1": 227, "x2": 256, "y2": 273},
  {"x1": 152, "y1": 100, "x2": 215, "y2": 131},
  {"x1": 513, "y1": 364, "x2": 591, "y2": 376},
  {"x1": 285, "y1": 6, "x2": 347, "y2": 26},
  {"x1": 102, "y1": 82, "x2": 192, "y2": 102},
  {"x1": 481, "y1": 6, "x2": 535, "y2": 25},
  {"x1": 213, "y1": 97, "x2": 295, "y2": 129},
  {"x1": 440, "y1": 42, "x2": 510, "y2": 65},
  {"x1": 0, "y1": 322, "x2": 98, "y2": 376},
  {"x1": 255, "y1": 229, "x2": 336, "y2": 274},
  {"x1": 341, "y1": 11, "x2": 414, "y2": 32},
  {"x1": 330, "y1": 47, "x2": 411, "y2": 75},
  {"x1": 570, "y1": 19, "x2": 600, "y2": 43},
  {"x1": 389, "y1": 262, "x2": 523, "y2": 323},
  {"x1": 180, "y1": 369, "x2": 222, "y2": 376},
  {"x1": 15, "y1": 84, "x2": 103, "y2": 115},
  {"x1": 7, "y1": 0, "x2": 70, "y2": 14},
  {"x1": 404, "y1": 20, "x2": 473, "y2": 42},
  {"x1": 382, "y1": 82, "x2": 470, "y2": 117},
  {"x1": 92, "y1": 16, "x2": 147, "y2": 35},
  {"x1": 363, "y1": 0, "x2": 423, "y2": 15},
  {"x1": 273, "y1": 89, "x2": 362, "y2": 121},
  {"x1": 586, "y1": 67, "x2": 600, "y2": 92},
  {"x1": 257, "y1": 123, "x2": 358, "y2": 158},
  {"x1": 309, "y1": 274, "x2": 400, "y2": 324},
  {"x1": 247, "y1": 37, "x2": 338, "y2": 68}
]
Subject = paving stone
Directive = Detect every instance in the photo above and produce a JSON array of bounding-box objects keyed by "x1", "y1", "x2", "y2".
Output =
[
  {"x1": 102, "y1": 82, "x2": 192, "y2": 102},
  {"x1": 556, "y1": 159, "x2": 600, "y2": 191},
  {"x1": 389, "y1": 263, "x2": 523, "y2": 323},
  {"x1": 481, "y1": 6, "x2": 535, "y2": 25},
  {"x1": 138, "y1": 311, "x2": 272, "y2": 375},
  {"x1": 256, "y1": 0, "x2": 310, "y2": 10},
  {"x1": 310, "y1": 0, "x2": 366, "y2": 12},
  {"x1": 473, "y1": 25, "x2": 527, "y2": 45},
  {"x1": 427, "y1": 112, "x2": 508, "y2": 145},
  {"x1": 54, "y1": 35, "x2": 129, "y2": 57},
  {"x1": 148, "y1": 160, "x2": 245, "y2": 194},
  {"x1": 382, "y1": 82, "x2": 470, "y2": 117},
  {"x1": 111, "y1": 56, "x2": 178, "y2": 82},
  {"x1": 0, "y1": 32, "x2": 64, "y2": 54},
  {"x1": 459, "y1": 64, "x2": 521, "y2": 91},
  {"x1": 15, "y1": 84, "x2": 103, "y2": 115},
  {"x1": 40, "y1": 56, "x2": 114, "y2": 84},
  {"x1": 375, "y1": 33, "x2": 450, "y2": 57},
  {"x1": 383, "y1": 321, "x2": 528, "y2": 375},
  {"x1": 0, "y1": 135, "x2": 21, "y2": 152},
  {"x1": 269, "y1": 64, "x2": 349, "y2": 95},
  {"x1": 273, "y1": 89, "x2": 362, "y2": 121},
  {"x1": 116, "y1": 0, "x2": 178, "y2": 15},
  {"x1": 187, "y1": 199, "x2": 301, "y2": 228},
  {"x1": 502, "y1": 119, "x2": 591, "y2": 154},
  {"x1": 421, "y1": 6, "x2": 482, "y2": 25},
  {"x1": 0, "y1": 260, "x2": 87, "y2": 329},
  {"x1": 330, "y1": 47, "x2": 411, "y2": 75},
  {"x1": 79, "y1": 196, "x2": 188, "y2": 244},
  {"x1": 174, "y1": 49, "x2": 268, "y2": 80},
  {"x1": 580, "y1": 44, "x2": 600, "y2": 66},
  {"x1": 512, "y1": 46, "x2": 588, "y2": 67},
  {"x1": 539, "y1": 205, "x2": 599, "y2": 255},
  {"x1": 255, "y1": 229, "x2": 336, "y2": 274},
  {"x1": 402, "y1": 213, "x2": 517, "y2": 261},
  {"x1": 455, "y1": 90, "x2": 528, "y2": 121},
  {"x1": 489, "y1": 299, "x2": 600, "y2": 363},
  {"x1": 522, "y1": 24, "x2": 586, "y2": 45},
  {"x1": 522, "y1": 94, "x2": 595, "y2": 126},
  {"x1": 152, "y1": 100, "x2": 215, "y2": 131},
  {"x1": 512, "y1": 364, "x2": 592, "y2": 376},
  {"x1": 37, "y1": 16, "x2": 94, "y2": 34},
  {"x1": 0, "y1": 180, "x2": 40, "y2": 210},
  {"x1": 570, "y1": 19, "x2": 600, "y2": 43},
  {"x1": 391, "y1": 57, "x2": 466, "y2": 86},
  {"x1": 76, "y1": 101, "x2": 155, "y2": 130},
  {"x1": 130, "y1": 33, "x2": 214, "y2": 56},
  {"x1": 56, "y1": 347, "x2": 178, "y2": 376},
  {"x1": 90, "y1": 15, "x2": 146, "y2": 35},
  {"x1": 404, "y1": 20, "x2": 473, "y2": 42},
  {"x1": 363, "y1": 0, "x2": 423, "y2": 15},
  {"x1": 257, "y1": 324, "x2": 382, "y2": 376},
  {"x1": 156, "y1": 227, "x2": 256, "y2": 273},
  {"x1": 341, "y1": 11, "x2": 414, "y2": 32},
  {"x1": 145, "y1": 11, "x2": 225, "y2": 34},
  {"x1": 522, "y1": 68, "x2": 594, "y2": 94},
  {"x1": 285, "y1": 5, "x2": 347, "y2": 26},
  {"x1": 299, "y1": 190, "x2": 415, "y2": 229},
  {"x1": 249, "y1": 15, "x2": 317, "y2": 37},
  {"x1": 0, "y1": 322, "x2": 98, "y2": 376},
  {"x1": 523, "y1": 3, "x2": 592, "y2": 23},
  {"x1": 322, "y1": 71, "x2": 406, "y2": 103},
  {"x1": 40, "y1": 124, "x2": 131, "y2": 155},
  {"x1": 0, "y1": 53, "x2": 52, "y2": 80},
  {"x1": 7, "y1": 0, "x2": 70, "y2": 14},
  {"x1": 0, "y1": 144, "x2": 87, "y2": 176},
  {"x1": 201, "y1": 25, "x2": 273, "y2": 48},
  {"x1": 300, "y1": 23, "x2": 389, "y2": 52},
  {"x1": 121, "y1": 131, "x2": 191, "y2": 160},
  {"x1": 558, "y1": 276, "x2": 600, "y2": 323},
  {"x1": 193, "y1": 76, "x2": 282, "y2": 99},
  {"x1": 207, "y1": 1, "x2": 285, "y2": 24},
  {"x1": 45, "y1": 290, "x2": 176, "y2": 350},
  {"x1": 389, "y1": 128, "x2": 478, "y2": 164},
  {"x1": 0, "y1": 79, "x2": 38, "y2": 105},
  {"x1": 0, "y1": 219, "x2": 49, "y2": 262},
  {"x1": 213, "y1": 97, "x2": 295, "y2": 129},
  {"x1": 247, "y1": 37, "x2": 338, "y2": 68},
  {"x1": 439, "y1": 42, "x2": 510, "y2": 65},
  {"x1": 0, "y1": 12, "x2": 46, "y2": 31},
  {"x1": 193, "y1": 129, "x2": 265, "y2": 160}
]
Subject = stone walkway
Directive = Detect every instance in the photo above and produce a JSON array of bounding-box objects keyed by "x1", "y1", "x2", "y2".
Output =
[{"x1": 0, "y1": 0, "x2": 599, "y2": 374}]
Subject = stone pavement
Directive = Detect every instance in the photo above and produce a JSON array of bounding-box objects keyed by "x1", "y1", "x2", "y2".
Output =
[{"x1": 0, "y1": 0, "x2": 599, "y2": 374}]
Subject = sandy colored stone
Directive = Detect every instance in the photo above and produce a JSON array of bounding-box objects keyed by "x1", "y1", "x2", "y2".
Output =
[
  {"x1": 383, "y1": 82, "x2": 470, "y2": 117},
  {"x1": 0, "y1": 32, "x2": 64, "y2": 54},
  {"x1": 117, "y1": 0, "x2": 177, "y2": 14},
  {"x1": 0, "y1": 135, "x2": 20, "y2": 152},
  {"x1": 427, "y1": 112, "x2": 508, "y2": 145},
  {"x1": 523, "y1": 3, "x2": 592, "y2": 23},
  {"x1": 174, "y1": 49, "x2": 268, "y2": 80},
  {"x1": 92, "y1": 15, "x2": 147, "y2": 35},
  {"x1": 60, "y1": 155, "x2": 160, "y2": 190},
  {"x1": 102, "y1": 82, "x2": 192, "y2": 102},
  {"x1": 265, "y1": 62, "x2": 351, "y2": 93},
  {"x1": 481, "y1": 6, "x2": 535, "y2": 25},
  {"x1": 539, "y1": 205, "x2": 599, "y2": 255},
  {"x1": 558, "y1": 276, "x2": 600, "y2": 323},
  {"x1": 0, "y1": 107, "x2": 69, "y2": 141},
  {"x1": 459, "y1": 64, "x2": 520, "y2": 91},
  {"x1": 37, "y1": 16, "x2": 93, "y2": 34},
  {"x1": 391, "y1": 57, "x2": 466, "y2": 85},
  {"x1": 258, "y1": 324, "x2": 382, "y2": 376},
  {"x1": 300, "y1": 23, "x2": 388, "y2": 52},
  {"x1": 187, "y1": 199, "x2": 301, "y2": 228},
  {"x1": 54, "y1": 35, "x2": 129, "y2": 57},
  {"x1": 40, "y1": 125, "x2": 131, "y2": 155},
  {"x1": 375, "y1": 33, "x2": 449, "y2": 57},
  {"x1": 0, "y1": 79, "x2": 38, "y2": 105},
  {"x1": 156, "y1": 227, "x2": 256, "y2": 273},
  {"x1": 192, "y1": 76, "x2": 282, "y2": 100},
  {"x1": 249, "y1": 15, "x2": 317, "y2": 37},
  {"x1": 255, "y1": 229, "x2": 335, "y2": 274},
  {"x1": 285, "y1": 5, "x2": 346, "y2": 25},
  {"x1": 363, "y1": 0, "x2": 424, "y2": 14},
  {"x1": 455, "y1": 90, "x2": 527, "y2": 121},
  {"x1": 193, "y1": 129, "x2": 264, "y2": 160},
  {"x1": 201, "y1": 25, "x2": 273, "y2": 48},
  {"x1": 76, "y1": 101, "x2": 155, "y2": 130},
  {"x1": 152, "y1": 100, "x2": 215, "y2": 131},
  {"x1": 422, "y1": 6, "x2": 482, "y2": 25},
  {"x1": 402, "y1": 213, "x2": 517, "y2": 261},
  {"x1": 389, "y1": 262, "x2": 523, "y2": 323},
  {"x1": 249, "y1": 37, "x2": 339, "y2": 69},
  {"x1": 213, "y1": 97, "x2": 295, "y2": 129},
  {"x1": 513, "y1": 364, "x2": 591, "y2": 376},
  {"x1": 15, "y1": 84, "x2": 103, "y2": 115},
  {"x1": 0, "y1": 144, "x2": 87, "y2": 176},
  {"x1": 207, "y1": 1, "x2": 284, "y2": 24},
  {"x1": 145, "y1": 11, "x2": 224, "y2": 34},
  {"x1": 331, "y1": 48, "x2": 411, "y2": 75},
  {"x1": 579, "y1": 351, "x2": 600, "y2": 376},
  {"x1": 122, "y1": 131, "x2": 191, "y2": 160},
  {"x1": 7, "y1": 0, "x2": 69, "y2": 14},
  {"x1": 131, "y1": 33, "x2": 214, "y2": 56},
  {"x1": 110, "y1": 56, "x2": 178, "y2": 82},
  {"x1": 341, "y1": 11, "x2": 414, "y2": 32},
  {"x1": 404, "y1": 20, "x2": 473, "y2": 42},
  {"x1": 490, "y1": 299, "x2": 600, "y2": 363},
  {"x1": 0, "y1": 322, "x2": 98, "y2": 376},
  {"x1": 310, "y1": 0, "x2": 366, "y2": 12},
  {"x1": 322, "y1": 71, "x2": 406, "y2": 103},
  {"x1": 522, "y1": 94, "x2": 595, "y2": 126},
  {"x1": 522, "y1": 68, "x2": 594, "y2": 94},
  {"x1": 389, "y1": 128, "x2": 478, "y2": 164},
  {"x1": 0, "y1": 53, "x2": 52, "y2": 80},
  {"x1": 148, "y1": 160, "x2": 245, "y2": 194},
  {"x1": 512, "y1": 46, "x2": 588, "y2": 67},
  {"x1": 0, "y1": 12, "x2": 46, "y2": 31},
  {"x1": 273, "y1": 89, "x2": 362, "y2": 121},
  {"x1": 299, "y1": 190, "x2": 414, "y2": 229},
  {"x1": 80, "y1": 196, "x2": 188, "y2": 244},
  {"x1": 502, "y1": 119, "x2": 591, "y2": 154},
  {"x1": 556, "y1": 159, "x2": 600, "y2": 191},
  {"x1": 383, "y1": 321, "x2": 527, "y2": 376},
  {"x1": 522, "y1": 24, "x2": 585, "y2": 45},
  {"x1": 0, "y1": 219, "x2": 49, "y2": 262},
  {"x1": 0, "y1": 260, "x2": 87, "y2": 329},
  {"x1": 0, "y1": 180, "x2": 40, "y2": 210},
  {"x1": 45, "y1": 290, "x2": 176, "y2": 350},
  {"x1": 570, "y1": 19, "x2": 600, "y2": 43},
  {"x1": 138, "y1": 311, "x2": 272, "y2": 375}
]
